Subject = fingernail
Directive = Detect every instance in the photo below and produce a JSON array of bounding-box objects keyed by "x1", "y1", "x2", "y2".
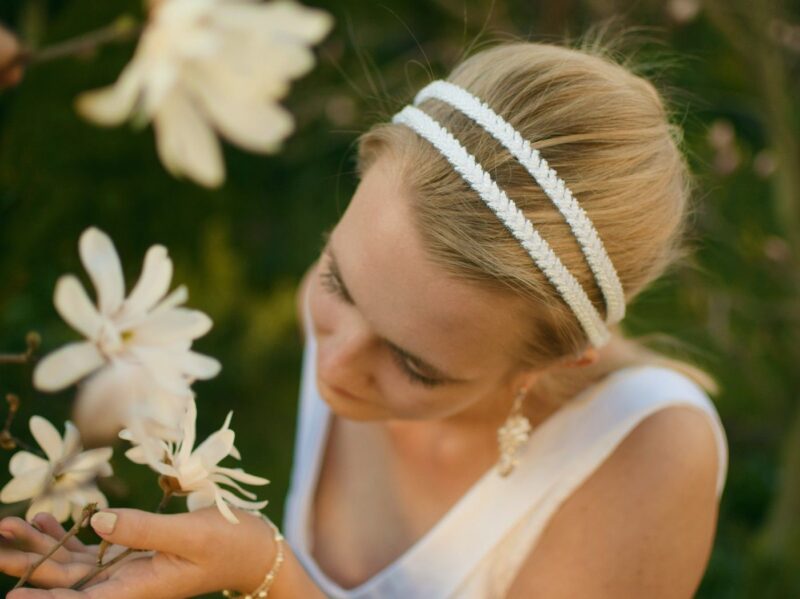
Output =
[{"x1": 91, "y1": 511, "x2": 117, "y2": 535}]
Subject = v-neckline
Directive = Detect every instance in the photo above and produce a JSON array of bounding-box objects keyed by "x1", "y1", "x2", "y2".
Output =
[{"x1": 296, "y1": 392, "x2": 513, "y2": 596}]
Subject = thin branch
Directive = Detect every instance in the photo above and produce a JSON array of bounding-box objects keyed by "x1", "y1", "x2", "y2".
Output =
[
  {"x1": 71, "y1": 489, "x2": 174, "y2": 590},
  {"x1": 0, "y1": 394, "x2": 42, "y2": 455},
  {"x1": 0, "y1": 16, "x2": 142, "y2": 80},
  {"x1": 13, "y1": 503, "x2": 98, "y2": 589},
  {"x1": 0, "y1": 332, "x2": 41, "y2": 365}
]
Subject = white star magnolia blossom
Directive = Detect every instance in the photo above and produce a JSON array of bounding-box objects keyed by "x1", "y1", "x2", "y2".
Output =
[
  {"x1": 32, "y1": 227, "x2": 220, "y2": 441},
  {"x1": 76, "y1": 0, "x2": 333, "y2": 188},
  {"x1": 0, "y1": 417, "x2": 113, "y2": 523},
  {"x1": 121, "y1": 396, "x2": 268, "y2": 524}
]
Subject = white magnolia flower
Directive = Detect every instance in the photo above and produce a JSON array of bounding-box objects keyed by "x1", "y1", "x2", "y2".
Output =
[
  {"x1": 76, "y1": 0, "x2": 333, "y2": 188},
  {"x1": 121, "y1": 396, "x2": 268, "y2": 524},
  {"x1": 33, "y1": 227, "x2": 221, "y2": 403},
  {"x1": 0, "y1": 417, "x2": 113, "y2": 523},
  {"x1": 72, "y1": 359, "x2": 191, "y2": 446}
]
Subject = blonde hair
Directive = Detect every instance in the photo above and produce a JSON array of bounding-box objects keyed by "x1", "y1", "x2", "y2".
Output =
[{"x1": 356, "y1": 40, "x2": 718, "y2": 406}]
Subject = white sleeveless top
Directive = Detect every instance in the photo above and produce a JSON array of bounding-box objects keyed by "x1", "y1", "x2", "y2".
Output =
[{"x1": 283, "y1": 291, "x2": 729, "y2": 599}]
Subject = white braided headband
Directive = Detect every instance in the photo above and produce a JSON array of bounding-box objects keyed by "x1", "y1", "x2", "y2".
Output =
[
  {"x1": 392, "y1": 104, "x2": 612, "y2": 347},
  {"x1": 414, "y1": 80, "x2": 626, "y2": 326}
]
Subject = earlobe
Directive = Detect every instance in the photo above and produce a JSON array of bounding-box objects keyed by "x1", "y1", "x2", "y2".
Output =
[
  {"x1": 575, "y1": 347, "x2": 598, "y2": 367},
  {"x1": 561, "y1": 347, "x2": 598, "y2": 369}
]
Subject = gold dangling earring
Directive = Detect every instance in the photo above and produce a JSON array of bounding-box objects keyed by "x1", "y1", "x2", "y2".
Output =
[{"x1": 496, "y1": 387, "x2": 533, "y2": 477}]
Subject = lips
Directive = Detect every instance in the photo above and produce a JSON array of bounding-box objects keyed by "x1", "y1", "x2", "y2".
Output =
[{"x1": 320, "y1": 378, "x2": 363, "y2": 402}]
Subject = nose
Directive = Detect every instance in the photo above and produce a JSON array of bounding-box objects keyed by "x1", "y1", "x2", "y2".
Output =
[{"x1": 316, "y1": 318, "x2": 376, "y2": 392}]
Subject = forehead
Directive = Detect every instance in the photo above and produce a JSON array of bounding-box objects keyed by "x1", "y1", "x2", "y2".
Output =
[{"x1": 332, "y1": 157, "x2": 522, "y2": 376}]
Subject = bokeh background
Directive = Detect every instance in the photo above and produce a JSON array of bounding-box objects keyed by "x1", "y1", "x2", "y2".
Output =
[{"x1": 1, "y1": 0, "x2": 798, "y2": 596}]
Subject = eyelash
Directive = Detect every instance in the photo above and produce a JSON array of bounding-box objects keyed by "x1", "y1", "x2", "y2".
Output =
[{"x1": 318, "y1": 262, "x2": 444, "y2": 389}]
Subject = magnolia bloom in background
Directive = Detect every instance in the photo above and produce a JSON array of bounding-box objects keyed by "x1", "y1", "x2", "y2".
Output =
[
  {"x1": 76, "y1": 0, "x2": 333, "y2": 187},
  {"x1": 34, "y1": 227, "x2": 220, "y2": 400},
  {"x1": 0, "y1": 417, "x2": 112, "y2": 522},
  {"x1": 121, "y1": 397, "x2": 268, "y2": 524},
  {"x1": 72, "y1": 360, "x2": 190, "y2": 446}
]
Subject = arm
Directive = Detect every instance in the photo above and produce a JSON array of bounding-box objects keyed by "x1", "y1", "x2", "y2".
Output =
[
  {"x1": 1, "y1": 507, "x2": 327, "y2": 598},
  {"x1": 506, "y1": 404, "x2": 722, "y2": 599}
]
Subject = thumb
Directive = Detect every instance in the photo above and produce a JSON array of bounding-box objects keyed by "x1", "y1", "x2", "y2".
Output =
[{"x1": 90, "y1": 508, "x2": 204, "y2": 555}]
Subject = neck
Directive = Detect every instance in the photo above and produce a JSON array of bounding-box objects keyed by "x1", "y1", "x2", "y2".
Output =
[{"x1": 380, "y1": 386, "x2": 560, "y2": 472}]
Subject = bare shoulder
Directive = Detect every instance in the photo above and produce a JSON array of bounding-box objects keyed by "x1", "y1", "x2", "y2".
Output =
[{"x1": 506, "y1": 404, "x2": 722, "y2": 599}]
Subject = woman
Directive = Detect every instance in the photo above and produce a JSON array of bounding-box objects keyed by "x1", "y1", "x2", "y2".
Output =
[{"x1": 0, "y1": 38, "x2": 727, "y2": 598}]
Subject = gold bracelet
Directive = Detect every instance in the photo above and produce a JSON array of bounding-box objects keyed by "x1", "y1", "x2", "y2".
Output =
[{"x1": 222, "y1": 515, "x2": 285, "y2": 599}]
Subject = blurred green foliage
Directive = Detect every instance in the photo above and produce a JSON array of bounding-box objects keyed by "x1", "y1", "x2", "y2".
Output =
[{"x1": 1, "y1": 0, "x2": 799, "y2": 596}]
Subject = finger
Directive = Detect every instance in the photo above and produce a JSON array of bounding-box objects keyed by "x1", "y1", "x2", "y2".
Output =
[
  {"x1": 0, "y1": 545, "x2": 92, "y2": 588},
  {"x1": 0, "y1": 517, "x2": 73, "y2": 562},
  {"x1": 32, "y1": 513, "x2": 89, "y2": 553},
  {"x1": 8, "y1": 589, "x2": 86, "y2": 599},
  {"x1": 74, "y1": 553, "x2": 203, "y2": 599},
  {"x1": 89, "y1": 509, "x2": 209, "y2": 557}
]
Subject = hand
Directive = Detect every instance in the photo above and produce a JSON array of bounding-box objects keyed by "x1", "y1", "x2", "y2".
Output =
[
  {"x1": 0, "y1": 24, "x2": 24, "y2": 89},
  {"x1": 0, "y1": 506, "x2": 281, "y2": 598}
]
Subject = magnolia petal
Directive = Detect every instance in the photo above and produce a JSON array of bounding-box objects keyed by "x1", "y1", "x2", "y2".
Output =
[
  {"x1": 150, "y1": 285, "x2": 189, "y2": 316},
  {"x1": 67, "y1": 447, "x2": 113, "y2": 475},
  {"x1": 120, "y1": 245, "x2": 173, "y2": 322},
  {"x1": 179, "y1": 351, "x2": 221, "y2": 380},
  {"x1": 186, "y1": 487, "x2": 216, "y2": 512},
  {"x1": 8, "y1": 451, "x2": 49, "y2": 477},
  {"x1": 124, "y1": 445, "x2": 149, "y2": 465},
  {"x1": 156, "y1": 0, "x2": 217, "y2": 34},
  {"x1": 133, "y1": 308, "x2": 212, "y2": 345},
  {"x1": 53, "y1": 276, "x2": 103, "y2": 340},
  {"x1": 229, "y1": 443, "x2": 241, "y2": 461},
  {"x1": 209, "y1": 473, "x2": 257, "y2": 500},
  {"x1": 129, "y1": 346, "x2": 193, "y2": 398},
  {"x1": 0, "y1": 468, "x2": 49, "y2": 503},
  {"x1": 79, "y1": 228, "x2": 126, "y2": 316},
  {"x1": 194, "y1": 428, "x2": 235, "y2": 469},
  {"x1": 75, "y1": 62, "x2": 145, "y2": 126},
  {"x1": 50, "y1": 495, "x2": 72, "y2": 524},
  {"x1": 33, "y1": 342, "x2": 105, "y2": 392},
  {"x1": 30, "y1": 416, "x2": 65, "y2": 463},
  {"x1": 190, "y1": 72, "x2": 294, "y2": 154},
  {"x1": 26, "y1": 496, "x2": 54, "y2": 523},
  {"x1": 178, "y1": 397, "x2": 198, "y2": 464},
  {"x1": 72, "y1": 361, "x2": 146, "y2": 446},
  {"x1": 213, "y1": 489, "x2": 239, "y2": 524},
  {"x1": 215, "y1": 466, "x2": 269, "y2": 487},
  {"x1": 219, "y1": 488, "x2": 268, "y2": 512},
  {"x1": 68, "y1": 485, "x2": 109, "y2": 521},
  {"x1": 213, "y1": 2, "x2": 333, "y2": 46},
  {"x1": 221, "y1": 411, "x2": 233, "y2": 431},
  {"x1": 62, "y1": 421, "x2": 82, "y2": 459},
  {"x1": 153, "y1": 89, "x2": 224, "y2": 188}
]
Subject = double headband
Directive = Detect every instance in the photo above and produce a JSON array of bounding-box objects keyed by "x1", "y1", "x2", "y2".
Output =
[{"x1": 392, "y1": 80, "x2": 625, "y2": 347}]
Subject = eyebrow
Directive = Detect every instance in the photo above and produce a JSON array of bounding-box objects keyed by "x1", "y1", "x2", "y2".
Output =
[{"x1": 321, "y1": 231, "x2": 465, "y2": 383}]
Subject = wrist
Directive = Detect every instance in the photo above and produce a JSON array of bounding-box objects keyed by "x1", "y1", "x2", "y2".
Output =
[{"x1": 234, "y1": 512, "x2": 282, "y2": 595}]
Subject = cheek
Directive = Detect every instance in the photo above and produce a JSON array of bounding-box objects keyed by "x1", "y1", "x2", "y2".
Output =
[{"x1": 307, "y1": 274, "x2": 343, "y2": 337}]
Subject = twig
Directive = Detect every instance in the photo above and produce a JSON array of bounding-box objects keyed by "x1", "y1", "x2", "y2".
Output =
[
  {"x1": 70, "y1": 489, "x2": 174, "y2": 590},
  {"x1": 70, "y1": 547, "x2": 139, "y2": 590},
  {"x1": 0, "y1": 332, "x2": 41, "y2": 365},
  {"x1": 13, "y1": 503, "x2": 98, "y2": 589},
  {"x1": 0, "y1": 16, "x2": 142, "y2": 80},
  {"x1": 0, "y1": 394, "x2": 42, "y2": 455}
]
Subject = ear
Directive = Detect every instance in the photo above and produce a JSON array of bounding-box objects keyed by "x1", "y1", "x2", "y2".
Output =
[{"x1": 562, "y1": 347, "x2": 599, "y2": 368}]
